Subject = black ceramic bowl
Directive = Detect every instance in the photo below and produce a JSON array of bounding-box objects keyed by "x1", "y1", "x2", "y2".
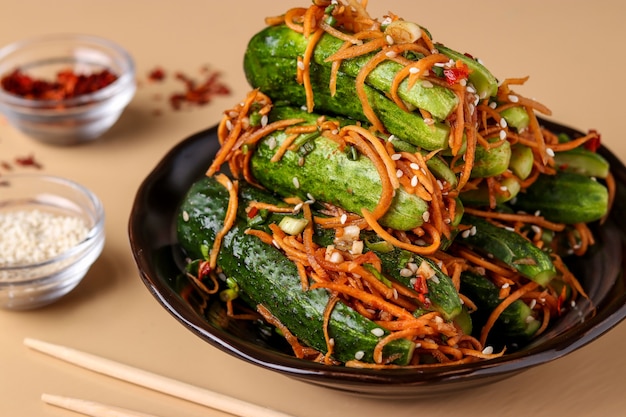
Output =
[{"x1": 128, "y1": 120, "x2": 626, "y2": 398}]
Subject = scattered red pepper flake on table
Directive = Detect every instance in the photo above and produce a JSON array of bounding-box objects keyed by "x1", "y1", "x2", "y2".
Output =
[
  {"x1": 144, "y1": 65, "x2": 231, "y2": 112},
  {"x1": 14, "y1": 154, "x2": 43, "y2": 169},
  {"x1": 1, "y1": 68, "x2": 118, "y2": 101}
]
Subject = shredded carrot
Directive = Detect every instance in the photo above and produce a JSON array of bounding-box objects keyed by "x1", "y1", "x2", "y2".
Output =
[
  {"x1": 480, "y1": 281, "x2": 539, "y2": 345},
  {"x1": 209, "y1": 174, "x2": 238, "y2": 270},
  {"x1": 362, "y1": 208, "x2": 441, "y2": 255}
]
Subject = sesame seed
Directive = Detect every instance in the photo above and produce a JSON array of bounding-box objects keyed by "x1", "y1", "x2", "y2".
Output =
[
  {"x1": 182, "y1": 210, "x2": 189, "y2": 222},
  {"x1": 388, "y1": 134, "x2": 396, "y2": 141},
  {"x1": 482, "y1": 346, "x2": 494, "y2": 355},
  {"x1": 225, "y1": 119, "x2": 233, "y2": 131},
  {"x1": 499, "y1": 129, "x2": 507, "y2": 140},
  {"x1": 470, "y1": 226, "x2": 477, "y2": 236},
  {"x1": 354, "y1": 350, "x2": 365, "y2": 360},
  {"x1": 461, "y1": 229, "x2": 471, "y2": 238},
  {"x1": 421, "y1": 80, "x2": 433, "y2": 88},
  {"x1": 385, "y1": 35, "x2": 394, "y2": 45},
  {"x1": 489, "y1": 101, "x2": 497, "y2": 109},
  {"x1": 411, "y1": 175, "x2": 418, "y2": 187},
  {"x1": 500, "y1": 185, "x2": 508, "y2": 192},
  {"x1": 340, "y1": 213, "x2": 347, "y2": 224},
  {"x1": 371, "y1": 328, "x2": 385, "y2": 337},
  {"x1": 508, "y1": 94, "x2": 519, "y2": 103},
  {"x1": 396, "y1": 169, "x2": 403, "y2": 178},
  {"x1": 422, "y1": 211, "x2": 430, "y2": 222},
  {"x1": 531, "y1": 225, "x2": 541, "y2": 235},
  {"x1": 292, "y1": 177, "x2": 300, "y2": 189},
  {"x1": 328, "y1": 338, "x2": 335, "y2": 347},
  {"x1": 267, "y1": 137, "x2": 277, "y2": 150},
  {"x1": 525, "y1": 316, "x2": 536, "y2": 324},
  {"x1": 0, "y1": 210, "x2": 89, "y2": 267},
  {"x1": 385, "y1": 50, "x2": 397, "y2": 58},
  {"x1": 293, "y1": 202, "x2": 303, "y2": 213},
  {"x1": 409, "y1": 67, "x2": 420, "y2": 74},
  {"x1": 272, "y1": 239, "x2": 280, "y2": 249},
  {"x1": 261, "y1": 115, "x2": 268, "y2": 127},
  {"x1": 437, "y1": 180, "x2": 444, "y2": 190},
  {"x1": 499, "y1": 118, "x2": 508, "y2": 128},
  {"x1": 501, "y1": 283, "x2": 510, "y2": 289},
  {"x1": 459, "y1": 79, "x2": 467, "y2": 86},
  {"x1": 529, "y1": 299, "x2": 537, "y2": 309},
  {"x1": 423, "y1": 117, "x2": 434, "y2": 125},
  {"x1": 409, "y1": 162, "x2": 420, "y2": 170},
  {"x1": 466, "y1": 85, "x2": 476, "y2": 94},
  {"x1": 297, "y1": 60, "x2": 305, "y2": 71},
  {"x1": 546, "y1": 148, "x2": 555, "y2": 157},
  {"x1": 391, "y1": 153, "x2": 402, "y2": 160}
]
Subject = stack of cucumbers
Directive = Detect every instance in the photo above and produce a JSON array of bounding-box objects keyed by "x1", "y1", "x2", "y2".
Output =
[{"x1": 176, "y1": 2, "x2": 610, "y2": 366}]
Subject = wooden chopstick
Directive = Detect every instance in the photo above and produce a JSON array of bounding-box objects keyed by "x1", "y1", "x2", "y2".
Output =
[
  {"x1": 25, "y1": 338, "x2": 294, "y2": 417},
  {"x1": 42, "y1": 393, "x2": 160, "y2": 417}
]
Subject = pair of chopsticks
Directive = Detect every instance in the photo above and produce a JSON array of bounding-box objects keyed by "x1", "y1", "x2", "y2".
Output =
[{"x1": 24, "y1": 338, "x2": 294, "y2": 417}]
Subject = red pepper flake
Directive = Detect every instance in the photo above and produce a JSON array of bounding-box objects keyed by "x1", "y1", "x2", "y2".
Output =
[
  {"x1": 14, "y1": 154, "x2": 43, "y2": 169},
  {"x1": 583, "y1": 129, "x2": 601, "y2": 152},
  {"x1": 1, "y1": 68, "x2": 118, "y2": 101},
  {"x1": 412, "y1": 274, "x2": 430, "y2": 307},
  {"x1": 247, "y1": 206, "x2": 259, "y2": 219},
  {"x1": 1, "y1": 161, "x2": 11, "y2": 170},
  {"x1": 148, "y1": 67, "x2": 166, "y2": 82},
  {"x1": 443, "y1": 60, "x2": 471, "y2": 86},
  {"x1": 169, "y1": 69, "x2": 231, "y2": 111},
  {"x1": 198, "y1": 260, "x2": 212, "y2": 280}
]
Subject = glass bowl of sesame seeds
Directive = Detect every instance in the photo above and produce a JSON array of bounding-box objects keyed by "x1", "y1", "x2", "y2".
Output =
[
  {"x1": 0, "y1": 173, "x2": 105, "y2": 310},
  {"x1": 0, "y1": 33, "x2": 136, "y2": 145}
]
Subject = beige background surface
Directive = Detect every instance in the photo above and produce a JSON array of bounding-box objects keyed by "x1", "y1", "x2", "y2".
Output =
[{"x1": 1, "y1": 1, "x2": 625, "y2": 416}]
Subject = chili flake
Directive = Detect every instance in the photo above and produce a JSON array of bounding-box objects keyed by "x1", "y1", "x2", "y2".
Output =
[
  {"x1": 583, "y1": 130, "x2": 601, "y2": 152},
  {"x1": 1, "y1": 68, "x2": 118, "y2": 101}
]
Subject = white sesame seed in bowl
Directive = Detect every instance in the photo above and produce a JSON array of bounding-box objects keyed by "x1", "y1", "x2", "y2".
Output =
[{"x1": 0, "y1": 174, "x2": 105, "y2": 310}]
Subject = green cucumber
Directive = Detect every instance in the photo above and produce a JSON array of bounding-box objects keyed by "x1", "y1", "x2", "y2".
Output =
[
  {"x1": 244, "y1": 51, "x2": 451, "y2": 151},
  {"x1": 510, "y1": 171, "x2": 609, "y2": 224},
  {"x1": 459, "y1": 176, "x2": 521, "y2": 206},
  {"x1": 553, "y1": 147, "x2": 610, "y2": 179},
  {"x1": 177, "y1": 176, "x2": 415, "y2": 365},
  {"x1": 250, "y1": 106, "x2": 430, "y2": 231},
  {"x1": 244, "y1": 30, "x2": 452, "y2": 151},
  {"x1": 248, "y1": 24, "x2": 458, "y2": 120},
  {"x1": 377, "y1": 249, "x2": 463, "y2": 321},
  {"x1": 470, "y1": 140, "x2": 511, "y2": 178},
  {"x1": 435, "y1": 44, "x2": 498, "y2": 99},
  {"x1": 509, "y1": 143, "x2": 534, "y2": 180},
  {"x1": 460, "y1": 271, "x2": 540, "y2": 341},
  {"x1": 457, "y1": 214, "x2": 556, "y2": 286},
  {"x1": 500, "y1": 106, "x2": 530, "y2": 132},
  {"x1": 312, "y1": 226, "x2": 463, "y2": 321}
]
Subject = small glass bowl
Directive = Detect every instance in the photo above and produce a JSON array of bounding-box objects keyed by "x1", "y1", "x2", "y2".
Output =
[
  {"x1": 0, "y1": 34, "x2": 136, "y2": 145},
  {"x1": 0, "y1": 174, "x2": 105, "y2": 310}
]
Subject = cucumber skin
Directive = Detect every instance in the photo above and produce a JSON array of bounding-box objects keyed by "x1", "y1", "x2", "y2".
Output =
[
  {"x1": 177, "y1": 177, "x2": 415, "y2": 365},
  {"x1": 460, "y1": 272, "x2": 540, "y2": 341},
  {"x1": 249, "y1": 24, "x2": 458, "y2": 120},
  {"x1": 250, "y1": 106, "x2": 429, "y2": 231},
  {"x1": 244, "y1": 33, "x2": 451, "y2": 151},
  {"x1": 458, "y1": 215, "x2": 556, "y2": 286},
  {"x1": 510, "y1": 171, "x2": 609, "y2": 224}
]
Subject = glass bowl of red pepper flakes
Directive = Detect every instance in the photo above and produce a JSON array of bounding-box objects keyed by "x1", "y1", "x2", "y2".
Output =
[{"x1": 0, "y1": 34, "x2": 135, "y2": 145}]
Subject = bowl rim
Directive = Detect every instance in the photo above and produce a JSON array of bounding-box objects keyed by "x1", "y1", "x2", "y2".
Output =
[
  {"x1": 0, "y1": 33, "x2": 136, "y2": 110},
  {"x1": 0, "y1": 172, "x2": 105, "y2": 278}
]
